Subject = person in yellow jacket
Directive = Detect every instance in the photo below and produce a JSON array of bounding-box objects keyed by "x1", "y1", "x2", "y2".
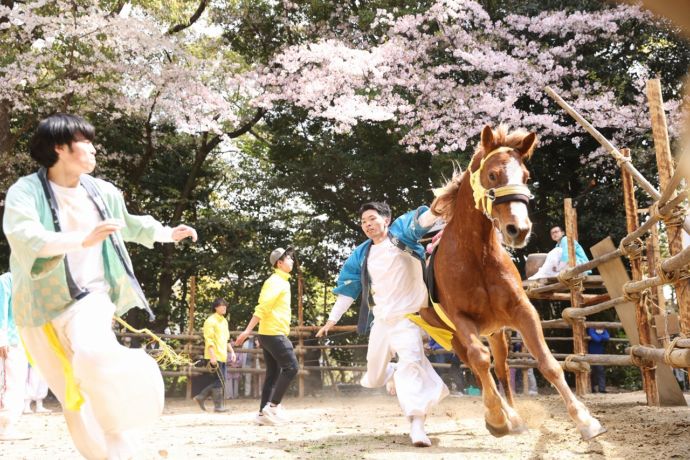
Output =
[
  {"x1": 194, "y1": 298, "x2": 236, "y2": 413},
  {"x1": 236, "y1": 247, "x2": 297, "y2": 425}
]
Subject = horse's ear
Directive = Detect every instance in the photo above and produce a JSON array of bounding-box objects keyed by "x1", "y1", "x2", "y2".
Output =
[
  {"x1": 481, "y1": 125, "x2": 495, "y2": 153},
  {"x1": 517, "y1": 132, "x2": 537, "y2": 158}
]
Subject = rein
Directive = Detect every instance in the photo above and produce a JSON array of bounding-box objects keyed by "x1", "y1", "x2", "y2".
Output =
[{"x1": 469, "y1": 146, "x2": 533, "y2": 219}]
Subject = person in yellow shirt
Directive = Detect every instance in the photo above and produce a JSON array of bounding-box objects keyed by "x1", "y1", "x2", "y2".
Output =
[
  {"x1": 236, "y1": 247, "x2": 297, "y2": 425},
  {"x1": 194, "y1": 298, "x2": 236, "y2": 413}
]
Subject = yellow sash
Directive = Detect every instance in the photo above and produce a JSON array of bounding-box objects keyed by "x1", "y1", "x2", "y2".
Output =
[
  {"x1": 22, "y1": 325, "x2": 85, "y2": 411},
  {"x1": 406, "y1": 297, "x2": 457, "y2": 351}
]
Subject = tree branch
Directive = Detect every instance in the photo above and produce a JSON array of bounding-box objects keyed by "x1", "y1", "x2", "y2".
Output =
[
  {"x1": 226, "y1": 108, "x2": 265, "y2": 139},
  {"x1": 166, "y1": 0, "x2": 209, "y2": 35}
]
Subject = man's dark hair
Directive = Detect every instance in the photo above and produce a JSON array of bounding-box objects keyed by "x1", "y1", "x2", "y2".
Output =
[
  {"x1": 212, "y1": 298, "x2": 228, "y2": 311},
  {"x1": 29, "y1": 113, "x2": 96, "y2": 168},
  {"x1": 358, "y1": 201, "x2": 391, "y2": 219}
]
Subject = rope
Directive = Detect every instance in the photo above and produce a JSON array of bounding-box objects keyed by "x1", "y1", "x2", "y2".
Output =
[
  {"x1": 663, "y1": 336, "x2": 683, "y2": 366},
  {"x1": 654, "y1": 262, "x2": 690, "y2": 285},
  {"x1": 616, "y1": 155, "x2": 631, "y2": 169},
  {"x1": 561, "y1": 307, "x2": 576, "y2": 324},
  {"x1": 556, "y1": 271, "x2": 585, "y2": 293},
  {"x1": 649, "y1": 200, "x2": 687, "y2": 229},
  {"x1": 629, "y1": 345, "x2": 657, "y2": 370},
  {"x1": 563, "y1": 354, "x2": 590, "y2": 372},
  {"x1": 113, "y1": 316, "x2": 194, "y2": 368},
  {"x1": 618, "y1": 237, "x2": 644, "y2": 261},
  {"x1": 622, "y1": 284, "x2": 642, "y2": 303}
]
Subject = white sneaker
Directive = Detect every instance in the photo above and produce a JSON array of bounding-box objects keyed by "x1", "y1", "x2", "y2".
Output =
[
  {"x1": 409, "y1": 416, "x2": 431, "y2": 447},
  {"x1": 262, "y1": 404, "x2": 287, "y2": 424},
  {"x1": 273, "y1": 404, "x2": 290, "y2": 423},
  {"x1": 255, "y1": 412, "x2": 274, "y2": 426}
]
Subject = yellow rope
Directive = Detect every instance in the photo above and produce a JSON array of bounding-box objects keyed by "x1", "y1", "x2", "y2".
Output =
[{"x1": 113, "y1": 316, "x2": 194, "y2": 368}]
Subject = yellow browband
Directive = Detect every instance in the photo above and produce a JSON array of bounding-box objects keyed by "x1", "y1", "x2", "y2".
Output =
[{"x1": 469, "y1": 146, "x2": 532, "y2": 218}]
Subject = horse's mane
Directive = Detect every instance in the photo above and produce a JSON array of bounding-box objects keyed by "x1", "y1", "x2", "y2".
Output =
[{"x1": 430, "y1": 125, "x2": 534, "y2": 222}]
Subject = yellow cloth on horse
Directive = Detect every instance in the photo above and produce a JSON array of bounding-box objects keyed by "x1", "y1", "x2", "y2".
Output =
[
  {"x1": 406, "y1": 294, "x2": 458, "y2": 351},
  {"x1": 406, "y1": 313, "x2": 454, "y2": 351}
]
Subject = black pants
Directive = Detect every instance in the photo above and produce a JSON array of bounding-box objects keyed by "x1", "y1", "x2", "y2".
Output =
[
  {"x1": 259, "y1": 334, "x2": 298, "y2": 410},
  {"x1": 590, "y1": 365, "x2": 606, "y2": 392}
]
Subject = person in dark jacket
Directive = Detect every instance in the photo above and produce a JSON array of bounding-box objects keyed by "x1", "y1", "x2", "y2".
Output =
[{"x1": 587, "y1": 327, "x2": 610, "y2": 393}]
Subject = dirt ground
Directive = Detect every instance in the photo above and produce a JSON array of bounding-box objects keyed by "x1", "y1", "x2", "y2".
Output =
[{"x1": 4, "y1": 390, "x2": 690, "y2": 459}]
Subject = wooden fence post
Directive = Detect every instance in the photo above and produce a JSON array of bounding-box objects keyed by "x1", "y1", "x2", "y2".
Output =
[
  {"x1": 647, "y1": 79, "x2": 690, "y2": 337},
  {"x1": 564, "y1": 198, "x2": 589, "y2": 395},
  {"x1": 621, "y1": 148, "x2": 660, "y2": 406}
]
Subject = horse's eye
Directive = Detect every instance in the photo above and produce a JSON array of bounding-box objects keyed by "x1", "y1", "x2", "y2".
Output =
[{"x1": 488, "y1": 172, "x2": 497, "y2": 181}]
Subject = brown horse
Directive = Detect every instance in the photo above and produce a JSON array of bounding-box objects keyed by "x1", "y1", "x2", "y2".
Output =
[{"x1": 424, "y1": 125, "x2": 606, "y2": 440}]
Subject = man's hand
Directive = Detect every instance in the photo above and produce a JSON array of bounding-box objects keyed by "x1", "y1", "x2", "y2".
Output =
[
  {"x1": 0, "y1": 345, "x2": 8, "y2": 359},
  {"x1": 82, "y1": 220, "x2": 124, "y2": 248},
  {"x1": 316, "y1": 320, "x2": 336, "y2": 338},
  {"x1": 229, "y1": 350, "x2": 237, "y2": 363},
  {"x1": 171, "y1": 225, "x2": 198, "y2": 243},
  {"x1": 235, "y1": 330, "x2": 251, "y2": 347}
]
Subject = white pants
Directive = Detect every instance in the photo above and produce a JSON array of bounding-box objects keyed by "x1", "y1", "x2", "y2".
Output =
[
  {"x1": 19, "y1": 293, "x2": 164, "y2": 459},
  {"x1": 529, "y1": 247, "x2": 567, "y2": 279},
  {"x1": 25, "y1": 364, "x2": 49, "y2": 401},
  {"x1": 0, "y1": 343, "x2": 28, "y2": 434},
  {"x1": 361, "y1": 317, "x2": 448, "y2": 417}
]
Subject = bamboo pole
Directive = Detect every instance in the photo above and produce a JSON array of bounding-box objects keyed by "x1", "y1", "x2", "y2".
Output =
[
  {"x1": 185, "y1": 275, "x2": 196, "y2": 400},
  {"x1": 564, "y1": 198, "x2": 589, "y2": 394},
  {"x1": 647, "y1": 79, "x2": 690, "y2": 337},
  {"x1": 622, "y1": 148, "x2": 659, "y2": 406}
]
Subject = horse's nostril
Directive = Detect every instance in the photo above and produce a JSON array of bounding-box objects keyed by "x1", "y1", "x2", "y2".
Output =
[{"x1": 506, "y1": 224, "x2": 518, "y2": 237}]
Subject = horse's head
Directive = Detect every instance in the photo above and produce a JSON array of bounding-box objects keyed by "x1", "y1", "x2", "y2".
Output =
[{"x1": 469, "y1": 125, "x2": 536, "y2": 248}]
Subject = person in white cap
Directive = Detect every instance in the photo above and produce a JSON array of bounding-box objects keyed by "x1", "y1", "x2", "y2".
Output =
[
  {"x1": 236, "y1": 247, "x2": 298, "y2": 426},
  {"x1": 316, "y1": 202, "x2": 448, "y2": 447}
]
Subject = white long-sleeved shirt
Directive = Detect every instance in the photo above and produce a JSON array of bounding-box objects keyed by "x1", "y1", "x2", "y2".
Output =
[
  {"x1": 328, "y1": 209, "x2": 439, "y2": 324},
  {"x1": 37, "y1": 182, "x2": 173, "y2": 294}
]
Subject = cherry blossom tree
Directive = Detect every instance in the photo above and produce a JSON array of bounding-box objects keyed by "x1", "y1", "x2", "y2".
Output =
[{"x1": 256, "y1": 0, "x2": 687, "y2": 159}]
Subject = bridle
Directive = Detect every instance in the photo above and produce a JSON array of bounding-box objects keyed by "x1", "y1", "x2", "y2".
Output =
[{"x1": 469, "y1": 146, "x2": 533, "y2": 220}]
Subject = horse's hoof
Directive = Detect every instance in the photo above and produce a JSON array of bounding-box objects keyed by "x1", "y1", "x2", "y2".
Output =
[
  {"x1": 579, "y1": 419, "x2": 607, "y2": 440},
  {"x1": 485, "y1": 420, "x2": 510, "y2": 437}
]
